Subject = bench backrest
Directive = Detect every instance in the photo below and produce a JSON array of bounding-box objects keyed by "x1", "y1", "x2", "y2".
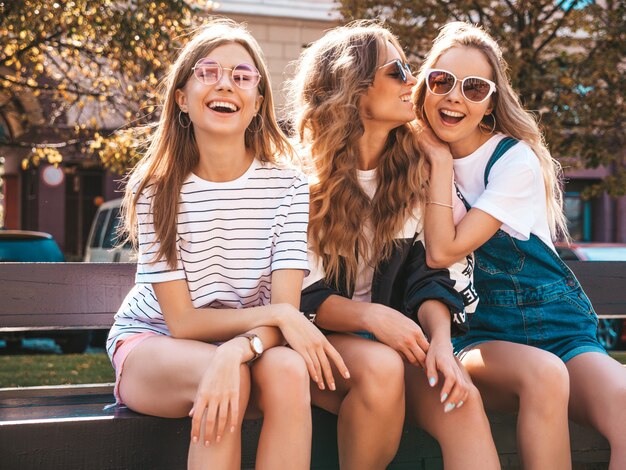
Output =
[
  {"x1": 0, "y1": 261, "x2": 625, "y2": 331},
  {"x1": 0, "y1": 263, "x2": 135, "y2": 330}
]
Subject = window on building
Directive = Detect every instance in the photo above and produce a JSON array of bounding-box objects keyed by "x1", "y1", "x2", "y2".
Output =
[{"x1": 564, "y1": 191, "x2": 591, "y2": 241}]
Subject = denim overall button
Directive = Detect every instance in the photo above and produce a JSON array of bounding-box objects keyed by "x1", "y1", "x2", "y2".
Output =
[{"x1": 566, "y1": 279, "x2": 576, "y2": 287}]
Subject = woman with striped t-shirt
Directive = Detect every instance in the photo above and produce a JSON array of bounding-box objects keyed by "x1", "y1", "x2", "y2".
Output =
[{"x1": 106, "y1": 20, "x2": 348, "y2": 470}]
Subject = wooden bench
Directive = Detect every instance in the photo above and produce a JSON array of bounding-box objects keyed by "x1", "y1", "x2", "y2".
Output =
[{"x1": 1, "y1": 261, "x2": 623, "y2": 469}]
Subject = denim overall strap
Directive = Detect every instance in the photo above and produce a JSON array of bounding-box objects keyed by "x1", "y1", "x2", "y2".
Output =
[
  {"x1": 483, "y1": 137, "x2": 519, "y2": 187},
  {"x1": 455, "y1": 137, "x2": 519, "y2": 213}
]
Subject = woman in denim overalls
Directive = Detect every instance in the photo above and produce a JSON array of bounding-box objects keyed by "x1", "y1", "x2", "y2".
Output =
[{"x1": 413, "y1": 22, "x2": 626, "y2": 470}]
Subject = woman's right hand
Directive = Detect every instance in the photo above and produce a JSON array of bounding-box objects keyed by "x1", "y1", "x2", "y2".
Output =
[
  {"x1": 415, "y1": 122, "x2": 453, "y2": 166},
  {"x1": 275, "y1": 304, "x2": 350, "y2": 391},
  {"x1": 367, "y1": 303, "x2": 430, "y2": 367},
  {"x1": 189, "y1": 341, "x2": 246, "y2": 447},
  {"x1": 424, "y1": 336, "x2": 470, "y2": 413}
]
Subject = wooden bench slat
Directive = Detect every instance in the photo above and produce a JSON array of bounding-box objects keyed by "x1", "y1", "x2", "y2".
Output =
[
  {"x1": 1, "y1": 261, "x2": 625, "y2": 330},
  {"x1": 0, "y1": 263, "x2": 135, "y2": 329},
  {"x1": 566, "y1": 261, "x2": 626, "y2": 315}
]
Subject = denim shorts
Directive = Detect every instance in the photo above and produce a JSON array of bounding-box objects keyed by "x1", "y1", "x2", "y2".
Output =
[{"x1": 453, "y1": 286, "x2": 607, "y2": 363}]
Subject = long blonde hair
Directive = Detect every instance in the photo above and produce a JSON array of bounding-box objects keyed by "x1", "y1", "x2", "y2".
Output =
[
  {"x1": 287, "y1": 21, "x2": 427, "y2": 290},
  {"x1": 122, "y1": 18, "x2": 294, "y2": 268},
  {"x1": 413, "y1": 22, "x2": 568, "y2": 240}
]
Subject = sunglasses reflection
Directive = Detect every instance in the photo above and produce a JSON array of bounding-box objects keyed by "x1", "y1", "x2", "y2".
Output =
[{"x1": 425, "y1": 69, "x2": 496, "y2": 103}]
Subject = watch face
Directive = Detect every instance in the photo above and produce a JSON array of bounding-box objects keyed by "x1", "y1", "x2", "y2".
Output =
[{"x1": 251, "y1": 336, "x2": 264, "y2": 354}]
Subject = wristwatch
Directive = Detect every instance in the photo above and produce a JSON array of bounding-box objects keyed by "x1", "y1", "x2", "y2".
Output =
[{"x1": 236, "y1": 333, "x2": 264, "y2": 361}]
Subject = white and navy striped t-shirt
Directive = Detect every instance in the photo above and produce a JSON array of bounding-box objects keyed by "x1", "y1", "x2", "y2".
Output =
[{"x1": 106, "y1": 158, "x2": 309, "y2": 360}]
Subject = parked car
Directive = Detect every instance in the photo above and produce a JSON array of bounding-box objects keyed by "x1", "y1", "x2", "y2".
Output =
[
  {"x1": 0, "y1": 230, "x2": 91, "y2": 353},
  {"x1": 556, "y1": 242, "x2": 626, "y2": 351},
  {"x1": 555, "y1": 242, "x2": 626, "y2": 262},
  {"x1": 84, "y1": 198, "x2": 134, "y2": 262},
  {"x1": 84, "y1": 199, "x2": 135, "y2": 347}
]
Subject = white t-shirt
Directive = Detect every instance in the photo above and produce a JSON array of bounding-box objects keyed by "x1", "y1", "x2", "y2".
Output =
[
  {"x1": 351, "y1": 169, "x2": 377, "y2": 303},
  {"x1": 350, "y1": 168, "x2": 469, "y2": 303},
  {"x1": 106, "y1": 158, "x2": 310, "y2": 359},
  {"x1": 452, "y1": 134, "x2": 554, "y2": 249}
]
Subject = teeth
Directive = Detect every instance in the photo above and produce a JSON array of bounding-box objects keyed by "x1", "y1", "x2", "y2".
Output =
[
  {"x1": 208, "y1": 101, "x2": 238, "y2": 111},
  {"x1": 401, "y1": 95, "x2": 411, "y2": 102},
  {"x1": 441, "y1": 109, "x2": 464, "y2": 118}
]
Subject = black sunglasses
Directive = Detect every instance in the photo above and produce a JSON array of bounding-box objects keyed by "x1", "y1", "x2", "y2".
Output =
[{"x1": 377, "y1": 59, "x2": 413, "y2": 84}]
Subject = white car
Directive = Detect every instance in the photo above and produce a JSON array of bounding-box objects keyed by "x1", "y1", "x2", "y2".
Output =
[{"x1": 84, "y1": 198, "x2": 134, "y2": 263}]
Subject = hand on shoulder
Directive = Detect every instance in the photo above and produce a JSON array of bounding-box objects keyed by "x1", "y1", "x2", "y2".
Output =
[{"x1": 415, "y1": 121, "x2": 453, "y2": 166}]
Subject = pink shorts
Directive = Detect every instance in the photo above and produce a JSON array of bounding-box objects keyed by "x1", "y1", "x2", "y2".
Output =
[{"x1": 111, "y1": 332, "x2": 160, "y2": 404}]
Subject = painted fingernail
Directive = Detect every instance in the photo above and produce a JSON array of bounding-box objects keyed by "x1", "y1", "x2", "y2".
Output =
[
  {"x1": 216, "y1": 435, "x2": 221, "y2": 443},
  {"x1": 204, "y1": 440, "x2": 210, "y2": 447},
  {"x1": 192, "y1": 436, "x2": 198, "y2": 444},
  {"x1": 330, "y1": 382, "x2": 336, "y2": 391},
  {"x1": 429, "y1": 377, "x2": 436, "y2": 387},
  {"x1": 444, "y1": 403, "x2": 456, "y2": 413},
  {"x1": 230, "y1": 425, "x2": 235, "y2": 433},
  {"x1": 440, "y1": 392, "x2": 448, "y2": 403},
  {"x1": 457, "y1": 400, "x2": 464, "y2": 408},
  {"x1": 344, "y1": 371, "x2": 351, "y2": 379}
]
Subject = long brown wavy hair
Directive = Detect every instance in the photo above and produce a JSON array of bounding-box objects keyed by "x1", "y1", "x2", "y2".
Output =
[
  {"x1": 122, "y1": 18, "x2": 294, "y2": 268},
  {"x1": 287, "y1": 21, "x2": 427, "y2": 290},
  {"x1": 413, "y1": 22, "x2": 568, "y2": 240}
]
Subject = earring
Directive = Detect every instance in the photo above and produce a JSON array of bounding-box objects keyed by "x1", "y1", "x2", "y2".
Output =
[
  {"x1": 480, "y1": 113, "x2": 496, "y2": 135},
  {"x1": 178, "y1": 110, "x2": 191, "y2": 129},
  {"x1": 247, "y1": 114, "x2": 265, "y2": 134}
]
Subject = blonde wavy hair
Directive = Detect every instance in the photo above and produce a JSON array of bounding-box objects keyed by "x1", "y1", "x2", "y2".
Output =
[
  {"x1": 122, "y1": 18, "x2": 294, "y2": 268},
  {"x1": 287, "y1": 21, "x2": 427, "y2": 290},
  {"x1": 413, "y1": 21, "x2": 568, "y2": 240}
]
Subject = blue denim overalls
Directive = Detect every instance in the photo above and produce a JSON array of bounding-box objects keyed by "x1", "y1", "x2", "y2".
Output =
[{"x1": 452, "y1": 137, "x2": 606, "y2": 362}]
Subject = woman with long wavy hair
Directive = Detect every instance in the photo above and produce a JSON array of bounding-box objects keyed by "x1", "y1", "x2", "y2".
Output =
[
  {"x1": 287, "y1": 21, "x2": 500, "y2": 470},
  {"x1": 106, "y1": 19, "x2": 348, "y2": 470}
]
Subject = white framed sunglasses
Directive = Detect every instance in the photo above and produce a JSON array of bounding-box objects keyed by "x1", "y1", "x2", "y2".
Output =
[
  {"x1": 425, "y1": 68, "x2": 496, "y2": 103},
  {"x1": 192, "y1": 58, "x2": 261, "y2": 89}
]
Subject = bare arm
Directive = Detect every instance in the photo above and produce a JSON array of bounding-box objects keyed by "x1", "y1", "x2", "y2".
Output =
[
  {"x1": 315, "y1": 294, "x2": 430, "y2": 367},
  {"x1": 314, "y1": 294, "x2": 377, "y2": 333},
  {"x1": 153, "y1": 278, "x2": 296, "y2": 344},
  {"x1": 417, "y1": 299, "x2": 471, "y2": 411},
  {"x1": 418, "y1": 128, "x2": 502, "y2": 268},
  {"x1": 241, "y1": 268, "x2": 308, "y2": 355}
]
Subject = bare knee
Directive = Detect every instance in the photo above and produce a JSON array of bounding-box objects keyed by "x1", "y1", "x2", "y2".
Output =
[
  {"x1": 352, "y1": 344, "x2": 404, "y2": 405},
  {"x1": 252, "y1": 347, "x2": 310, "y2": 409},
  {"x1": 457, "y1": 383, "x2": 488, "y2": 420},
  {"x1": 519, "y1": 355, "x2": 569, "y2": 411}
]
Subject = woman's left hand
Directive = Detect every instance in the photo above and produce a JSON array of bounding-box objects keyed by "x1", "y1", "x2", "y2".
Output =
[{"x1": 423, "y1": 337, "x2": 470, "y2": 413}]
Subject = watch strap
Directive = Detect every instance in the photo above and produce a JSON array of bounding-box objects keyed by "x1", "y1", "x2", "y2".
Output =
[{"x1": 235, "y1": 333, "x2": 262, "y2": 361}]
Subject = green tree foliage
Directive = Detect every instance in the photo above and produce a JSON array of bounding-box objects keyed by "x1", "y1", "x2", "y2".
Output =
[
  {"x1": 0, "y1": 0, "x2": 213, "y2": 172},
  {"x1": 339, "y1": 0, "x2": 625, "y2": 196}
]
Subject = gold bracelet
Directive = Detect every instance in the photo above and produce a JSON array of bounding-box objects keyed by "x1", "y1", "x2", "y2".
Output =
[{"x1": 427, "y1": 201, "x2": 453, "y2": 209}]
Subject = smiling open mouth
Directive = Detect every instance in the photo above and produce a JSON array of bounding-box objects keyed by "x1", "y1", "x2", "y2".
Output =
[
  {"x1": 440, "y1": 109, "x2": 464, "y2": 124},
  {"x1": 208, "y1": 101, "x2": 239, "y2": 113}
]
